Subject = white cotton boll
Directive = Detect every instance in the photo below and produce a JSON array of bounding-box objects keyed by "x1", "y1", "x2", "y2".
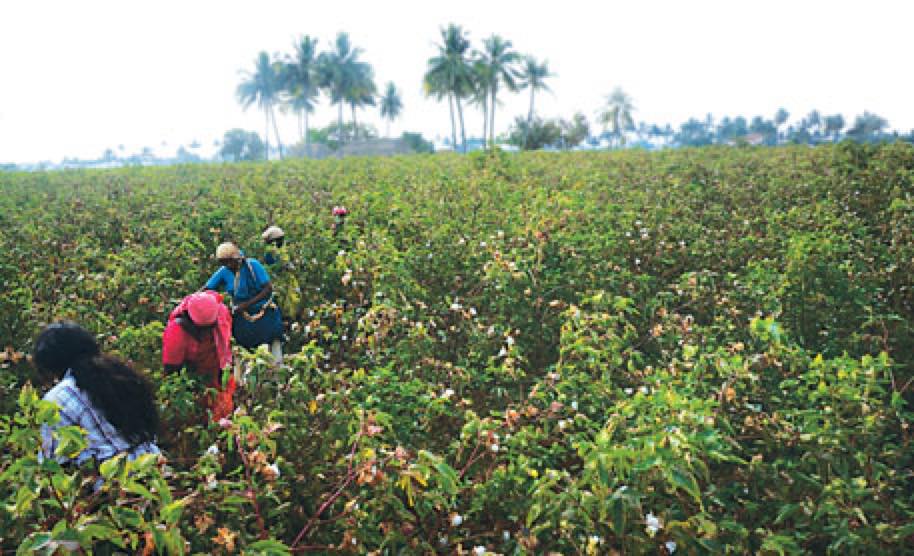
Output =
[
  {"x1": 490, "y1": 444, "x2": 500, "y2": 453},
  {"x1": 451, "y1": 302, "x2": 462, "y2": 311},
  {"x1": 498, "y1": 347, "x2": 508, "y2": 357},
  {"x1": 450, "y1": 514, "x2": 463, "y2": 527},
  {"x1": 338, "y1": 250, "x2": 346, "y2": 257},
  {"x1": 506, "y1": 336, "x2": 515, "y2": 346},
  {"x1": 206, "y1": 444, "x2": 219, "y2": 456},
  {"x1": 502, "y1": 531, "x2": 510, "y2": 541},
  {"x1": 442, "y1": 388, "x2": 455, "y2": 399},
  {"x1": 469, "y1": 307, "x2": 477, "y2": 316},
  {"x1": 473, "y1": 546, "x2": 486, "y2": 556},
  {"x1": 639, "y1": 386, "x2": 649, "y2": 394},
  {"x1": 624, "y1": 387, "x2": 634, "y2": 395},
  {"x1": 266, "y1": 463, "x2": 280, "y2": 478},
  {"x1": 571, "y1": 401, "x2": 578, "y2": 411},
  {"x1": 645, "y1": 512, "x2": 662, "y2": 535},
  {"x1": 665, "y1": 541, "x2": 677, "y2": 554}
]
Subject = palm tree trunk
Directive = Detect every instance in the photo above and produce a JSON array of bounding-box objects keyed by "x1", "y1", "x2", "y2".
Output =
[
  {"x1": 482, "y1": 96, "x2": 488, "y2": 149},
  {"x1": 386, "y1": 119, "x2": 390, "y2": 138},
  {"x1": 456, "y1": 97, "x2": 467, "y2": 153},
  {"x1": 264, "y1": 107, "x2": 271, "y2": 161},
  {"x1": 523, "y1": 87, "x2": 535, "y2": 149},
  {"x1": 447, "y1": 93, "x2": 457, "y2": 151},
  {"x1": 352, "y1": 104, "x2": 358, "y2": 140},
  {"x1": 338, "y1": 101, "x2": 344, "y2": 145},
  {"x1": 270, "y1": 104, "x2": 283, "y2": 159},
  {"x1": 528, "y1": 87, "x2": 535, "y2": 124},
  {"x1": 304, "y1": 110, "x2": 310, "y2": 157},
  {"x1": 489, "y1": 87, "x2": 497, "y2": 147}
]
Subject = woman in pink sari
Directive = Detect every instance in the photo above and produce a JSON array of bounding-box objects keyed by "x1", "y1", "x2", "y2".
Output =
[{"x1": 162, "y1": 291, "x2": 234, "y2": 421}]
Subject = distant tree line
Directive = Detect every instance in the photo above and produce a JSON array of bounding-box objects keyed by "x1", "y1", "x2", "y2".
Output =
[
  {"x1": 505, "y1": 95, "x2": 912, "y2": 151},
  {"x1": 235, "y1": 32, "x2": 406, "y2": 160},
  {"x1": 7, "y1": 25, "x2": 913, "y2": 171}
]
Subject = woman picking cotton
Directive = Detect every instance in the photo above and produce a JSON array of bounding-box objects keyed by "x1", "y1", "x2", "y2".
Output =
[
  {"x1": 34, "y1": 322, "x2": 161, "y2": 467},
  {"x1": 162, "y1": 290, "x2": 235, "y2": 422},
  {"x1": 204, "y1": 242, "x2": 283, "y2": 363}
]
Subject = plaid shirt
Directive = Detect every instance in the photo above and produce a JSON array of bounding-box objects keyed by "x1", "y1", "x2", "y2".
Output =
[{"x1": 41, "y1": 370, "x2": 160, "y2": 466}]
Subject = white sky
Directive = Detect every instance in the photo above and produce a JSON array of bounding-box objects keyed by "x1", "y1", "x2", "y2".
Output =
[{"x1": 1, "y1": 0, "x2": 912, "y2": 164}]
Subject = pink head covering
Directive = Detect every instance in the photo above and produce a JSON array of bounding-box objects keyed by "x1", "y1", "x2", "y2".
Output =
[
  {"x1": 186, "y1": 292, "x2": 220, "y2": 326},
  {"x1": 169, "y1": 291, "x2": 232, "y2": 370}
]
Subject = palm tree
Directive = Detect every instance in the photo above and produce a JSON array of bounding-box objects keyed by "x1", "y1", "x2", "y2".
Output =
[
  {"x1": 598, "y1": 87, "x2": 635, "y2": 147},
  {"x1": 806, "y1": 109, "x2": 822, "y2": 139},
  {"x1": 424, "y1": 24, "x2": 473, "y2": 152},
  {"x1": 283, "y1": 36, "x2": 320, "y2": 154},
  {"x1": 317, "y1": 32, "x2": 366, "y2": 146},
  {"x1": 479, "y1": 35, "x2": 520, "y2": 147},
  {"x1": 468, "y1": 59, "x2": 493, "y2": 146},
  {"x1": 824, "y1": 114, "x2": 845, "y2": 141},
  {"x1": 518, "y1": 56, "x2": 553, "y2": 147},
  {"x1": 344, "y1": 62, "x2": 376, "y2": 141},
  {"x1": 237, "y1": 51, "x2": 284, "y2": 159},
  {"x1": 423, "y1": 71, "x2": 456, "y2": 150},
  {"x1": 379, "y1": 82, "x2": 403, "y2": 137},
  {"x1": 774, "y1": 108, "x2": 790, "y2": 143}
]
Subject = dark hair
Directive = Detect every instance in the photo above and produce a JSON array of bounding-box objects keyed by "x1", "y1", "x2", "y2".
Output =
[{"x1": 33, "y1": 322, "x2": 159, "y2": 446}]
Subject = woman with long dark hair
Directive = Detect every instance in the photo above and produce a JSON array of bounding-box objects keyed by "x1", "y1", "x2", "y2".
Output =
[{"x1": 34, "y1": 322, "x2": 160, "y2": 466}]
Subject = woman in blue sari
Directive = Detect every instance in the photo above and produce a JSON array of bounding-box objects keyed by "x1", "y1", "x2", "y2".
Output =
[{"x1": 204, "y1": 242, "x2": 283, "y2": 363}]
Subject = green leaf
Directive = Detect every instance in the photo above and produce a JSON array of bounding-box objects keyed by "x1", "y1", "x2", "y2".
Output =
[
  {"x1": 160, "y1": 498, "x2": 186, "y2": 525},
  {"x1": 14, "y1": 486, "x2": 38, "y2": 516},
  {"x1": 669, "y1": 467, "x2": 701, "y2": 504},
  {"x1": 79, "y1": 524, "x2": 122, "y2": 546},
  {"x1": 246, "y1": 539, "x2": 293, "y2": 555},
  {"x1": 108, "y1": 506, "x2": 143, "y2": 528},
  {"x1": 54, "y1": 426, "x2": 88, "y2": 459},
  {"x1": 434, "y1": 462, "x2": 459, "y2": 497},
  {"x1": 773, "y1": 503, "x2": 800, "y2": 525},
  {"x1": 527, "y1": 503, "x2": 542, "y2": 528},
  {"x1": 16, "y1": 532, "x2": 52, "y2": 556},
  {"x1": 99, "y1": 453, "x2": 127, "y2": 480},
  {"x1": 124, "y1": 481, "x2": 156, "y2": 501}
]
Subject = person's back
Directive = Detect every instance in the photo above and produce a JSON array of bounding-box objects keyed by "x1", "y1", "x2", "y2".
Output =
[
  {"x1": 42, "y1": 369, "x2": 160, "y2": 465},
  {"x1": 162, "y1": 290, "x2": 235, "y2": 420},
  {"x1": 34, "y1": 322, "x2": 160, "y2": 467}
]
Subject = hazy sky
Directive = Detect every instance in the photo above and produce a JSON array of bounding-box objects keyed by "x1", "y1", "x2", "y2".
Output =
[{"x1": 1, "y1": 0, "x2": 912, "y2": 164}]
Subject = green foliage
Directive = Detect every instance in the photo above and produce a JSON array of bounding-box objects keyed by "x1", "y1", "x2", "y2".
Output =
[
  {"x1": 220, "y1": 129, "x2": 266, "y2": 162},
  {"x1": 400, "y1": 132, "x2": 434, "y2": 154},
  {"x1": 2, "y1": 144, "x2": 914, "y2": 553},
  {"x1": 507, "y1": 116, "x2": 562, "y2": 150}
]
